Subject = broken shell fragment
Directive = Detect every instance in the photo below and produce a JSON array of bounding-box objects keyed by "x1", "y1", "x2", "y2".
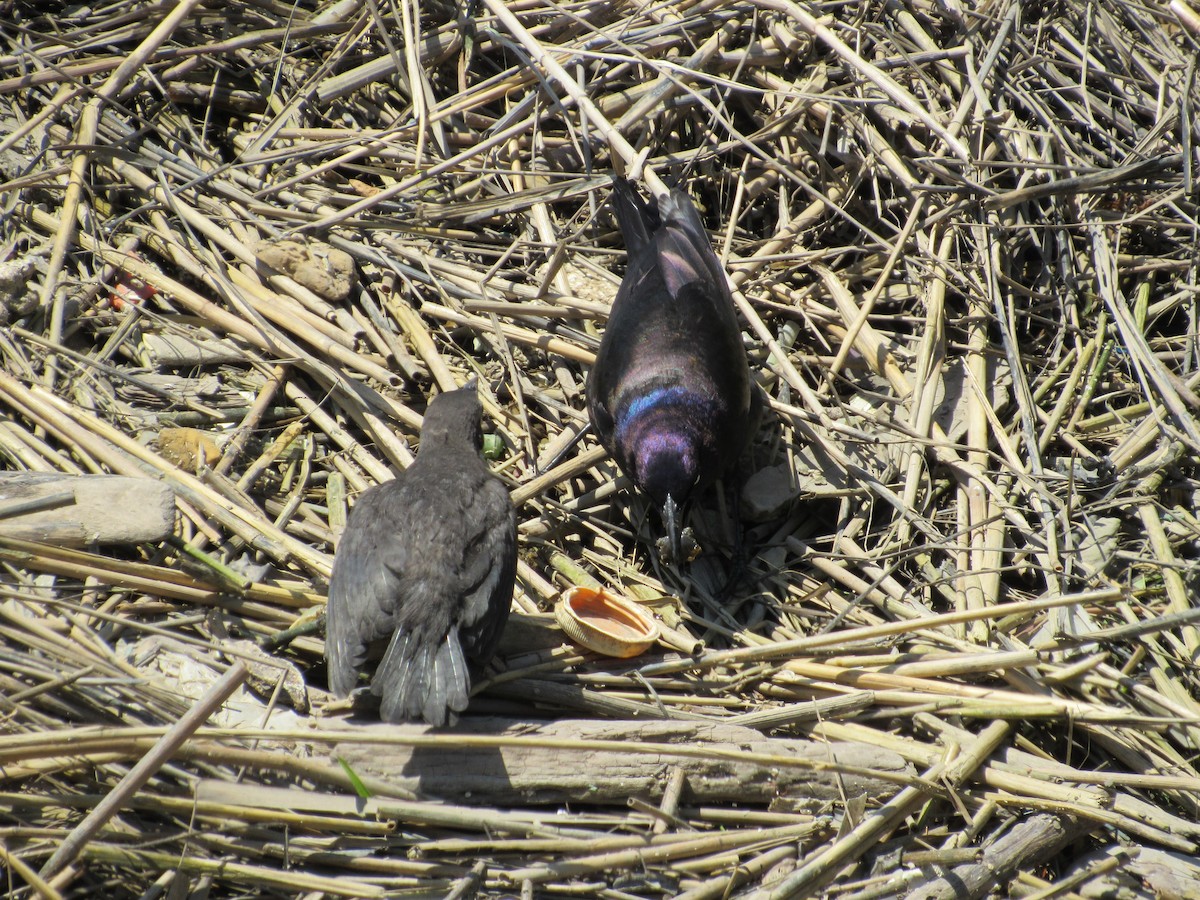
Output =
[{"x1": 554, "y1": 586, "x2": 660, "y2": 658}]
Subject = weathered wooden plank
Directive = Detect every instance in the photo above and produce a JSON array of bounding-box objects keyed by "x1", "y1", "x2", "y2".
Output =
[
  {"x1": 318, "y1": 717, "x2": 912, "y2": 809},
  {"x1": 0, "y1": 473, "x2": 174, "y2": 545}
]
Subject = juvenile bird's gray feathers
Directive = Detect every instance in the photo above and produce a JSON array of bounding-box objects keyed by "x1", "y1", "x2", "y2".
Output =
[{"x1": 325, "y1": 384, "x2": 516, "y2": 725}]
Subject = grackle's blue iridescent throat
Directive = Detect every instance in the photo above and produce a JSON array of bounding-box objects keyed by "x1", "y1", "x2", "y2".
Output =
[{"x1": 588, "y1": 178, "x2": 760, "y2": 562}]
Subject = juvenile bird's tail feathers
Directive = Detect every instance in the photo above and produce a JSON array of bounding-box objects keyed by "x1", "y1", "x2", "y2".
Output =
[{"x1": 374, "y1": 627, "x2": 470, "y2": 726}]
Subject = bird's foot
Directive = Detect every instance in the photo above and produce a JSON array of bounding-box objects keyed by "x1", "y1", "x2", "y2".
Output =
[{"x1": 656, "y1": 526, "x2": 699, "y2": 564}]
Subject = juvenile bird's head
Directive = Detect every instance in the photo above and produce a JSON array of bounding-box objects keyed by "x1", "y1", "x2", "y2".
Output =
[{"x1": 420, "y1": 381, "x2": 483, "y2": 452}]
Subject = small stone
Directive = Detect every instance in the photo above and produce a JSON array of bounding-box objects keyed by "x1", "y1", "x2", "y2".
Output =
[
  {"x1": 159, "y1": 427, "x2": 221, "y2": 470},
  {"x1": 742, "y1": 464, "x2": 801, "y2": 521},
  {"x1": 256, "y1": 239, "x2": 356, "y2": 302}
]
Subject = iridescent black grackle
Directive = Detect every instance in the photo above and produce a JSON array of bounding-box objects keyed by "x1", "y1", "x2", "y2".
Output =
[{"x1": 588, "y1": 178, "x2": 759, "y2": 562}]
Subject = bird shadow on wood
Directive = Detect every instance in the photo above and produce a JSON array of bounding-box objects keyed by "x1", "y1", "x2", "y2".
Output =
[{"x1": 401, "y1": 716, "x2": 513, "y2": 801}]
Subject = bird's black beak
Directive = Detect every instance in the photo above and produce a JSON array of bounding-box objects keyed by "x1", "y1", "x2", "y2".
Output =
[{"x1": 663, "y1": 494, "x2": 683, "y2": 563}]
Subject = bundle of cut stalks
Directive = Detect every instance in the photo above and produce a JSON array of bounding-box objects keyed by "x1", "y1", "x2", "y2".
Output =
[{"x1": 2, "y1": 1, "x2": 1200, "y2": 896}]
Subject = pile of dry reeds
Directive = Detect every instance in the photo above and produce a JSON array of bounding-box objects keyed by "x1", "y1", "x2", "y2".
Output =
[{"x1": 3, "y1": 0, "x2": 1200, "y2": 896}]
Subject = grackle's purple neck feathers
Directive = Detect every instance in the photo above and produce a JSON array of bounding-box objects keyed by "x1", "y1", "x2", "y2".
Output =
[{"x1": 613, "y1": 384, "x2": 708, "y2": 506}]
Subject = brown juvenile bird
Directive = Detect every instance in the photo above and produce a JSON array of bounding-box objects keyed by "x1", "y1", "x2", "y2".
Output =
[{"x1": 325, "y1": 382, "x2": 516, "y2": 725}]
